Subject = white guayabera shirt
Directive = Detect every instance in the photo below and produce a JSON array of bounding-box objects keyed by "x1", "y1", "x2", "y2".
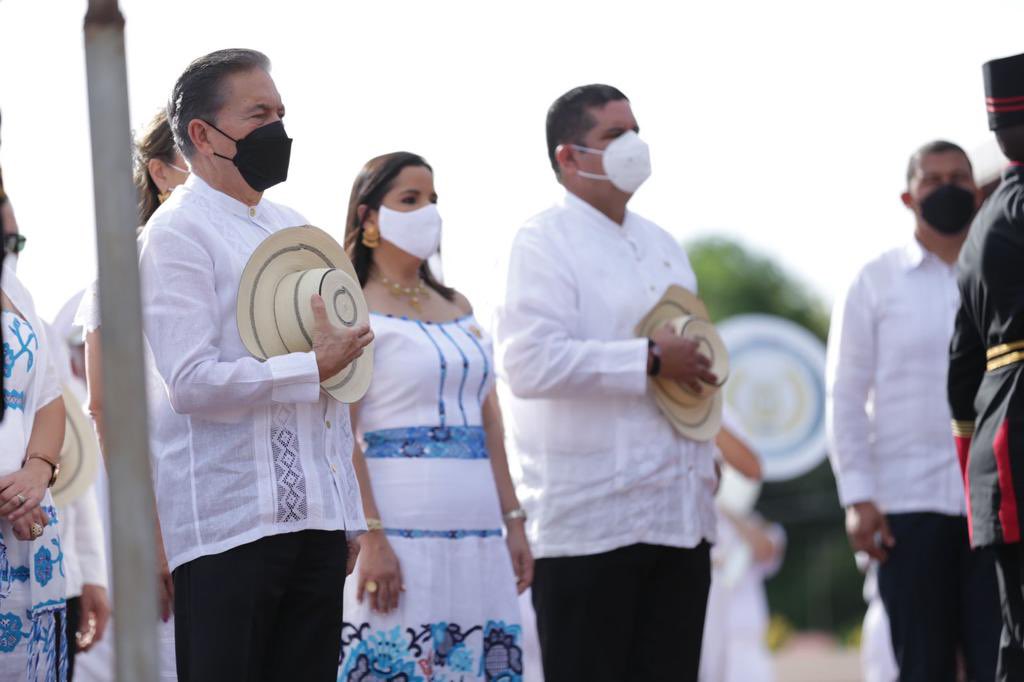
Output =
[
  {"x1": 826, "y1": 239, "x2": 966, "y2": 515},
  {"x1": 495, "y1": 191, "x2": 718, "y2": 559},
  {"x1": 138, "y1": 174, "x2": 364, "y2": 571}
]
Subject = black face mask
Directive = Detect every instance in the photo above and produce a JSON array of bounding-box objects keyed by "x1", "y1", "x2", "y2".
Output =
[
  {"x1": 919, "y1": 184, "x2": 976, "y2": 235},
  {"x1": 204, "y1": 119, "x2": 292, "y2": 192}
]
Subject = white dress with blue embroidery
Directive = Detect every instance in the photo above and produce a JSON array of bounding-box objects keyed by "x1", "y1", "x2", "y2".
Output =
[
  {"x1": 0, "y1": 310, "x2": 68, "y2": 681},
  {"x1": 339, "y1": 314, "x2": 523, "y2": 682}
]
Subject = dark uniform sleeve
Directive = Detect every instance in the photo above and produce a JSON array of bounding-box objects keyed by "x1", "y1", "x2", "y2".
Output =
[{"x1": 949, "y1": 300, "x2": 986, "y2": 478}]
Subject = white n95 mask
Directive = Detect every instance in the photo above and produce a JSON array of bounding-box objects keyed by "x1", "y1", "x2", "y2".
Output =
[
  {"x1": 573, "y1": 130, "x2": 652, "y2": 194},
  {"x1": 377, "y1": 204, "x2": 443, "y2": 260}
]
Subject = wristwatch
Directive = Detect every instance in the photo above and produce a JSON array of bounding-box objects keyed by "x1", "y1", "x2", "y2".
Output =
[
  {"x1": 26, "y1": 454, "x2": 60, "y2": 488},
  {"x1": 647, "y1": 338, "x2": 662, "y2": 377}
]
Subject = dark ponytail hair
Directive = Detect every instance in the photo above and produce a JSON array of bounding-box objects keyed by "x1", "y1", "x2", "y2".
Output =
[
  {"x1": 133, "y1": 109, "x2": 179, "y2": 225},
  {"x1": 343, "y1": 152, "x2": 454, "y2": 301}
]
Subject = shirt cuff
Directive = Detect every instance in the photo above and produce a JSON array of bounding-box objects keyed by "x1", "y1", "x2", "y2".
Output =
[
  {"x1": 80, "y1": 564, "x2": 110, "y2": 589},
  {"x1": 599, "y1": 337, "x2": 650, "y2": 396},
  {"x1": 837, "y1": 473, "x2": 875, "y2": 508},
  {"x1": 268, "y1": 352, "x2": 322, "y2": 404}
]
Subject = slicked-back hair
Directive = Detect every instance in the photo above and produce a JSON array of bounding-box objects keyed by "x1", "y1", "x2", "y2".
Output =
[
  {"x1": 168, "y1": 48, "x2": 271, "y2": 158},
  {"x1": 546, "y1": 84, "x2": 628, "y2": 176},
  {"x1": 906, "y1": 139, "x2": 972, "y2": 187}
]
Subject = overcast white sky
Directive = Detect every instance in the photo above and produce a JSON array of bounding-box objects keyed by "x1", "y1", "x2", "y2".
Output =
[{"x1": 2, "y1": 0, "x2": 1022, "y2": 323}]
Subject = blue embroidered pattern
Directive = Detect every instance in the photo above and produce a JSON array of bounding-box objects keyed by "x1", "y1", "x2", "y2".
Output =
[
  {"x1": 435, "y1": 324, "x2": 470, "y2": 427},
  {"x1": 454, "y1": 319, "x2": 490, "y2": 407},
  {"x1": 3, "y1": 316, "x2": 37, "y2": 379},
  {"x1": 363, "y1": 426, "x2": 488, "y2": 460},
  {"x1": 340, "y1": 620, "x2": 523, "y2": 682},
  {"x1": 414, "y1": 321, "x2": 448, "y2": 428},
  {"x1": 384, "y1": 528, "x2": 503, "y2": 540},
  {"x1": 0, "y1": 612, "x2": 26, "y2": 653},
  {"x1": 33, "y1": 539, "x2": 64, "y2": 588}
]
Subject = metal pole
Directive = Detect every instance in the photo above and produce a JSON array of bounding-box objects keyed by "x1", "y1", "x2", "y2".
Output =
[{"x1": 83, "y1": 2, "x2": 159, "y2": 680}]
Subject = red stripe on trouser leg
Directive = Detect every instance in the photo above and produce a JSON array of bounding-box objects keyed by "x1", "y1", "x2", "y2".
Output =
[
  {"x1": 993, "y1": 420, "x2": 1021, "y2": 543},
  {"x1": 955, "y1": 435, "x2": 974, "y2": 541}
]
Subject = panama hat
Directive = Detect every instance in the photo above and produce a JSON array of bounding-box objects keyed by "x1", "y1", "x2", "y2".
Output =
[
  {"x1": 635, "y1": 285, "x2": 729, "y2": 442},
  {"x1": 54, "y1": 385, "x2": 101, "y2": 506},
  {"x1": 236, "y1": 225, "x2": 373, "y2": 403}
]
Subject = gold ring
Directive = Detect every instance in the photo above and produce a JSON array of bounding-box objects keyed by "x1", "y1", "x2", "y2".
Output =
[
  {"x1": 364, "y1": 580, "x2": 379, "y2": 594},
  {"x1": 16, "y1": 494, "x2": 26, "y2": 507},
  {"x1": 29, "y1": 523, "x2": 43, "y2": 539}
]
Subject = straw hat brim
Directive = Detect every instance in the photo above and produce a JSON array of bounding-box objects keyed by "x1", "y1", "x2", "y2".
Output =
[
  {"x1": 53, "y1": 385, "x2": 101, "y2": 507},
  {"x1": 635, "y1": 285, "x2": 726, "y2": 442},
  {"x1": 236, "y1": 225, "x2": 373, "y2": 403}
]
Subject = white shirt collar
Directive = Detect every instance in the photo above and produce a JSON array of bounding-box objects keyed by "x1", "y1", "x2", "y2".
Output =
[
  {"x1": 186, "y1": 173, "x2": 262, "y2": 220},
  {"x1": 561, "y1": 190, "x2": 633, "y2": 232},
  {"x1": 902, "y1": 237, "x2": 956, "y2": 275}
]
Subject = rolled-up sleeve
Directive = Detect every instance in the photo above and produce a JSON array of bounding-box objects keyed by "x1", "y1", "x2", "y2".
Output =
[
  {"x1": 495, "y1": 226, "x2": 648, "y2": 400},
  {"x1": 826, "y1": 273, "x2": 877, "y2": 507},
  {"x1": 139, "y1": 226, "x2": 321, "y2": 415}
]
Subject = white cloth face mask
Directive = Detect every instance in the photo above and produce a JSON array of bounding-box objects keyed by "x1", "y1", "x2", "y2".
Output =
[
  {"x1": 377, "y1": 203, "x2": 443, "y2": 260},
  {"x1": 573, "y1": 130, "x2": 652, "y2": 194}
]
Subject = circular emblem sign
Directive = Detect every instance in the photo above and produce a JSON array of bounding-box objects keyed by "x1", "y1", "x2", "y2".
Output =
[{"x1": 717, "y1": 314, "x2": 827, "y2": 482}]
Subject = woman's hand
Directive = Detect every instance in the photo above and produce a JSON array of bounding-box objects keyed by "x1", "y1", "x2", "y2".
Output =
[
  {"x1": 506, "y1": 520, "x2": 534, "y2": 594},
  {"x1": 356, "y1": 532, "x2": 404, "y2": 614},
  {"x1": 0, "y1": 458, "x2": 52, "y2": 522},
  {"x1": 76, "y1": 584, "x2": 111, "y2": 652},
  {"x1": 11, "y1": 506, "x2": 51, "y2": 541}
]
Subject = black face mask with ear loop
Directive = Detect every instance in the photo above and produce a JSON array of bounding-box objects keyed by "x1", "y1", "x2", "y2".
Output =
[
  {"x1": 203, "y1": 119, "x2": 292, "y2": 192},
  {"x1": 920, "y1": 184, "x2": 977, "y2": 235}
]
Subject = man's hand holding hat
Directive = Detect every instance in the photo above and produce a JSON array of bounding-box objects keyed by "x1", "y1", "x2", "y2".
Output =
[
  {"x1": 651, "y1": 324, "x2": 719, "y2": 393},
  {"x1": 311, "y1": 294, "x2": 374, "y2": 382}
]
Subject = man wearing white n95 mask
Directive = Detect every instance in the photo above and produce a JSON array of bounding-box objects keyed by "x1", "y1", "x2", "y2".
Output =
[{"x1": 495, "y1": 84, "x2": 718, "y2": 682}]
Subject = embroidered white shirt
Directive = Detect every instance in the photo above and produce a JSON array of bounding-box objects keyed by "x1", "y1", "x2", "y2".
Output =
[
  {"x1": 139, "y1": 174, "x2": 364, "y2": 571},
  {"x1": 495, "y1": 191, "x2": 718, "y2": 559},
  {"x1": 826, "y1": 239, "x2": 966, "y2": 515}
]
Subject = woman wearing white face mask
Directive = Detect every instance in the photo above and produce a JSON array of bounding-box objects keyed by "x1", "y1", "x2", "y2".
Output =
[{"x1": 337, "y1": 152, "x2": 533, "y2": 682}]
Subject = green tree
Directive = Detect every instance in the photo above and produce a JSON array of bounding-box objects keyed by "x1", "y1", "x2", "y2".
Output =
[{"x1": 687, "y1": 236, "x2": 864, "y2": 636}]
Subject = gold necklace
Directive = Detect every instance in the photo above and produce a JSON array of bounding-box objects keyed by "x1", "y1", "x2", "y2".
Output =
[{"x1": 378, "y1": 274, "x2": 430, "y2": 311}]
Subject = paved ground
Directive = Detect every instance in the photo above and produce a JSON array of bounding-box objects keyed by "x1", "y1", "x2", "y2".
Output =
[{"x1": 774, "y1": 644, "x2": 862, "y2": 682}]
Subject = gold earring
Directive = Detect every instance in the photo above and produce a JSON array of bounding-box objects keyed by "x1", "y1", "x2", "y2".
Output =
[
  {"x1": 157, "y1": 189, "x2": 172, "y2": 204},
  {"x1": 362, "y1": 224, "x2": 380, "y2": 249}
]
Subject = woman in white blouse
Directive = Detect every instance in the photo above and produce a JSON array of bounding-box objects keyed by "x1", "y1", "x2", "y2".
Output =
[
  {"x1": 0, "y1": 256, "x2": 70, "y2": 680},
  {"x1": 337, "y1": 152, "x2": 533, "y2": 681}
]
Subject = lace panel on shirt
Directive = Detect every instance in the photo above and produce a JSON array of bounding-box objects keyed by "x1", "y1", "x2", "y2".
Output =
[{"x1": 270, "y1": 405, "x2": 308, "y2": 523}]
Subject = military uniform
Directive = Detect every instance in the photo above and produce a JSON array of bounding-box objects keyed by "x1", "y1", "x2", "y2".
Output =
[{"x1": 948, "y1": 51, "x2": 1024, "y2": 681}]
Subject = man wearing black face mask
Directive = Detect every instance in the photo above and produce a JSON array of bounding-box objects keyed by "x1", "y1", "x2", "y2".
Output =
[
  {"x1": 138, "y1": 49, "x2": 373, "y2": 681},
  {"x1": 828, "y1": 140, "x2": 1001, "y2": 681}
]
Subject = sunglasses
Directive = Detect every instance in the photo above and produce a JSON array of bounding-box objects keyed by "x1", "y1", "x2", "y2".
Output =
[{"x1": 3, "y1": 234, "x2": 26, "y2": 255}]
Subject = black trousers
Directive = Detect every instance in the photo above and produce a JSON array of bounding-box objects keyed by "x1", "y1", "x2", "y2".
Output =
[
  {"x1": 66, "y1": 595, "x2": 81, "y2": 681},
  {"x1": 877, "y1": 513, "x2": 1001, "y2": 682},
  {"x1": 994, "y1": 542, "x2": 1024, "y2": 681},
  {"x1": 173, "y1": 529, "x2": 348, "y2": 682},
  {"x1": 532, "y1": 542, "x2": 711, "y2": 682}
]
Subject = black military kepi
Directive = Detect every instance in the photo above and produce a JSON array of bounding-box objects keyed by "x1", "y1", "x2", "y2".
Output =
[{"x1": 985, "y1": 51, "x2": 1024, "y2": 131}]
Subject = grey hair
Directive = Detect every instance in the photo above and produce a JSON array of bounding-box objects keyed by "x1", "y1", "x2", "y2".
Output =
[{"x1": 167, "y1": 48, "x2": 271, "y2": 158}]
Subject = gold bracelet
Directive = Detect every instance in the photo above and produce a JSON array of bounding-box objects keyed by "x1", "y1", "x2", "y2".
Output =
[{"x1": 365, "y1": 517, "x2": 384, "y2": 532}]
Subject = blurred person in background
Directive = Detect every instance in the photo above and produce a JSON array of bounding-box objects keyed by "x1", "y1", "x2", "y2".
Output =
[{"x1": 828, "y1": 139, "x2": 1000, "y2": 681}]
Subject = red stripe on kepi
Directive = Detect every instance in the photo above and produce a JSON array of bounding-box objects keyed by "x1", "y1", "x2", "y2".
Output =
[
  {"x1": 987, "y1": 95, "x2": 1024, "y2": 104},
  {"x1": 993, "y1": 420, "x2": 1021, "y2": 543},
  {"x1": 988, "y1": 102, "x2": 1024, "y2": 113}
]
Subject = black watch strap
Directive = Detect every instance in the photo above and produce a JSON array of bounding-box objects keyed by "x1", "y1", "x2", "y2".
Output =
[{"x1": 647, "y1": 338, "x2": 661, "y2": 377}]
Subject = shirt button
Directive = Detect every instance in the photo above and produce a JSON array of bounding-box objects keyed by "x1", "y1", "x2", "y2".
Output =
[
  {"x1": 326, "y1": 420, "x2": 332, "y2": 429},
  {"x1": 649, "y1": 285, "x2": 656, "y2": 292},
  {"x1": 663, "y1": 260, "x2": 671, "y2": 268},
  {"x1": 249, "y1": 207, "x2": 256, "y2": 218},
  {"x1": 330, "y1": 464, "x2": 337, "y2": 473}
]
